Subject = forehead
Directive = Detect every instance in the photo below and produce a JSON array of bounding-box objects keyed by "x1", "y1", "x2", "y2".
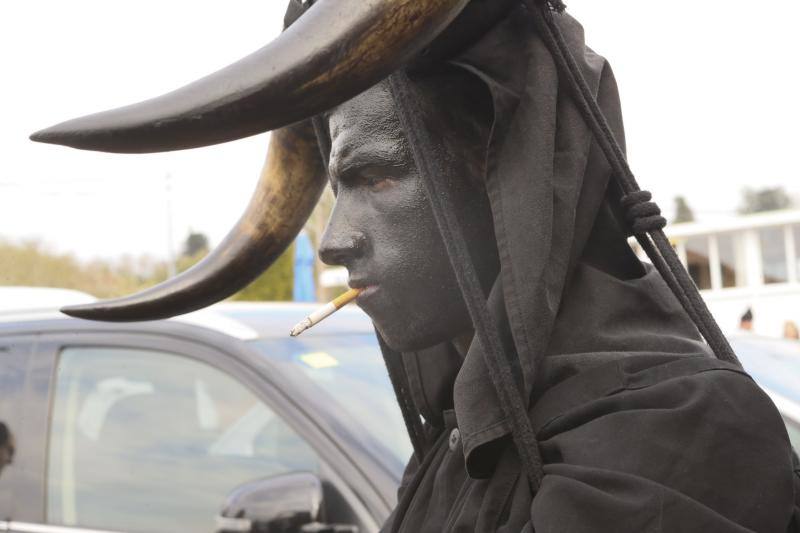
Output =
[{"x1": 326, "y1": 82, "x2": 407, "y2": 170}]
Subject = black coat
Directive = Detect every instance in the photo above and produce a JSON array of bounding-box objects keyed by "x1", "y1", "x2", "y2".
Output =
[{"x1": 382, "y1": 264, "x2": 798, "y2": 532}]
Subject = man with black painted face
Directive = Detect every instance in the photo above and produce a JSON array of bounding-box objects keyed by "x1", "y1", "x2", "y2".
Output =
[
  {"x1": 319, "y1": 70, "x2": 498, "y2": 353},
  {"x1": 313, "y1": 36, "x2": 799, "y2": 532},
  {"x1": 31, "y1": 0, "x2": 799, "y2": 530}
]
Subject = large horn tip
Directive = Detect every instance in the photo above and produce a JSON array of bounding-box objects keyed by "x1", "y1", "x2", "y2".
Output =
[
  {"x1": 30, "y1": 125, "x2": 80, "y2": 148},
  {"x1": 31, "y1": 117, "x2": 121, "y2": 151},
  {"x1": 60, "y1": 302, "x2": 154, "y2": 322},
  {"x1": 30, "y1": 128, "x2": 58, "y2": 144},
  {"x1": 61, "y1": 303, "x2": 116, "y2": 321}
]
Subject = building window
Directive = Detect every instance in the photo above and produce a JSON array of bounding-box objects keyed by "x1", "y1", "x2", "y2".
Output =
[
  {"x1": 759, "y1": 226, "x2": 788, "y2": 284},
  {"x1": 686, "y1": 237, "x2": 712, "y2": 290},
  {"x1": 717, "y1": 233, "x2": 746, "y2": 288}
]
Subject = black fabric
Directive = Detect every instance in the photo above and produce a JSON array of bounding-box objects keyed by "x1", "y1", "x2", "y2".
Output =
[
  {"x1": 382, "y1": 264, "x2": 796, "y2": 532},
  {"x1": 377, "y1": 331, "x2": 428, "y2": 460},
  {"x1": 448, "y1": 6, "x2": 614, "y2": 480},
  {"x1": 402, "y1": 344, "x2": 462, "y2": 429}
]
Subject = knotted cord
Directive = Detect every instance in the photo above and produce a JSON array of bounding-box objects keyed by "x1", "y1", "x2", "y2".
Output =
[{"x1": 621, "y1": 191, "x2": 667, "y2": 235}]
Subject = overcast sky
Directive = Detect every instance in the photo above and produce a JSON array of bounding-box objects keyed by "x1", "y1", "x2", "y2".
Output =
[{"x1": 2, "y1": 1, "x2": 798, "y2": 261}]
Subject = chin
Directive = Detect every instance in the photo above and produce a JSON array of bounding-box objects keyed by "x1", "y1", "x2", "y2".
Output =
[{"x1": 373, "y1": 318, "x2": 460, "y2": 353}]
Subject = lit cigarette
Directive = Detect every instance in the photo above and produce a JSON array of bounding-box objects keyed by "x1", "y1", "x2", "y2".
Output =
[{"x1": 290, "y1": 288, "x2": 364, "y2": 337}]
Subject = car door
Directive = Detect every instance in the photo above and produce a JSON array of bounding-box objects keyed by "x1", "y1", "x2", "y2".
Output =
[
  {"x1": 0, "y1": 335, "x2": 36, "y2": 524},
  {"x1": 4, "y1": 328, "x2": 378, "y2": 533}
]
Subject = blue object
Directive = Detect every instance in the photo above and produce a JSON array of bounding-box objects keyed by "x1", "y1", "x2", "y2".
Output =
[{"x1": 293, "y1": 231, "x2": 316, "y2": 302}]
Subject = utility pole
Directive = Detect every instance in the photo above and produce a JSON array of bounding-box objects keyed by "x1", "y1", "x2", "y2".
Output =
[{"x1": 165, "y1": 173, "x2": 177, "y2": 278}]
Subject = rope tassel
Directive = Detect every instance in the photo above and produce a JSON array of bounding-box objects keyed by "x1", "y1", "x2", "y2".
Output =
[{"x1": 621, "y1": 191, "x2": 667, "y2": 235}]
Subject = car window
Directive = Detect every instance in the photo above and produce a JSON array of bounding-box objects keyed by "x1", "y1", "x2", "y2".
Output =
[
  {"x1": 47, "y1": 346, "x2": 319, "y2": 533},
  {"x1": 783, "y1": 417, "x2": 800, "y2": 450},
  {"x1": 250, "y1": 335, "x2": 413, "y2": 471},
  {"x1": 0, "y1": 339, "x2": 29, "y2": 514},
  {"x1": 729, "y1": 336, "x2": 800, "y2": 402}
]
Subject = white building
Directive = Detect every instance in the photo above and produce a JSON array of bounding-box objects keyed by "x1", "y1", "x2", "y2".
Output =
[{"x1": 663, "y1": 209, "x2": 800, "y2": 338}]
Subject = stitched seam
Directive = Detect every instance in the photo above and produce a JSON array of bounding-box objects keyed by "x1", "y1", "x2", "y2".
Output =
[
  {"x1": 443, "y1": 478, "x2": 473, "y2": 532},
  {"x1": 461, "y1": 418, "x2": 511, "y2": 457}
]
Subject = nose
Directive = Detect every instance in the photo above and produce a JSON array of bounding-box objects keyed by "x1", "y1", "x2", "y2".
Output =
[{"x1": 318, "y1": 203, "x2": 367, "y2": 267}]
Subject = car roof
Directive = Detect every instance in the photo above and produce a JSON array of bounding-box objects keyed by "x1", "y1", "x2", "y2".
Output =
[
  {"x1": 0, "y1": 286, "x2": 95, "y2": 314},
  {"x1": 211, "y1": 301, "x2": 375, "y2": 338},
  {"x1": 0, "y1": 297, "x2": 375, "y2": 340}
]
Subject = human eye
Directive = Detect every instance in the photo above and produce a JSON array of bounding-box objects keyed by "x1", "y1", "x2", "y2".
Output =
[
  {"x1": 333, "y1": 159, "x2": 400, "y2": 193},
  {"x1": 361, "y1": 174, "x2": 393, "y2": 192}
]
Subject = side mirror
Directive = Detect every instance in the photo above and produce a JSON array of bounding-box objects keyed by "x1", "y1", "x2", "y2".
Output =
[{"x1": 215, "y1": 472, "x2": 358, "y2": 533}]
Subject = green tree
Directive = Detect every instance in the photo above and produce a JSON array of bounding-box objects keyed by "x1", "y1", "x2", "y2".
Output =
[
  {"x1": 738, "y1": 187, "x2": 794, "y2": 214},
  {"x1": 162, "y1": 234, "x2": 295, "y2": 301},
  {"x1": 182, "y1": 231, "x2": 210, "y2": 257},
  {"x1": 673, "y1": 196, "x2": 695, "y2": 223},
  {"x1": 231, "y1": 244, "x2": 295, "y2": 301},
  {"x1": 0, "y1": 239, "x2": 146, "y2": 298}
]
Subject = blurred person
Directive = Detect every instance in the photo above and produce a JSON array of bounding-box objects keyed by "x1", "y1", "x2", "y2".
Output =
[
  {"x1": 740, "y1": 307, "x2": 754, "y2": 331},
  {"x1": 785, "y1": 320, "x2": 800, "y2": 341},
  {"x1": 0, "y1": 422, "x2": 14, "y2": 477}
]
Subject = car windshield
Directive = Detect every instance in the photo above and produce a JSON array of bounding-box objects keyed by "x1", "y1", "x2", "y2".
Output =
[
  {"x1": 249, "y1": 334, "x2": 413, "y2": 469},
  {"x1": 729, "y1": 335, "x2": 800, "y2": 448},
  {"x1": 729, "y1": 336, "x2": 800, "y2": 403}
]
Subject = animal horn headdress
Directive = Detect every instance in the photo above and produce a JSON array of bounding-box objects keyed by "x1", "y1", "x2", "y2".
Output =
[{"x1": 31, "y1": 0, "x2": 515, "y2": 321}]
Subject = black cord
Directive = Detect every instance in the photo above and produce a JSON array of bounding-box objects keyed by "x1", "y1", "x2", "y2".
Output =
[
  {"x1": 388, "y1": 71, "x2": 544, "y2": 491},
  {"x1": 377, "y1": 331, "x2": 428, "y2": 461}
]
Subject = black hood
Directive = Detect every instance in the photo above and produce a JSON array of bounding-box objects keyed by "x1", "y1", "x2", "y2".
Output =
[{"x1": 386, "y1": 7, "x2": 707, "y2": 477}]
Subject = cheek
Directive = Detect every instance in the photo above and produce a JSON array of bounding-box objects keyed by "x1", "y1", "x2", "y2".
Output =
[
  {"x1": 368, "y1": 179, "x2": 446, "y2": 273},
  {"x1": 371, "y1": 182, "x2": 466, "y2": 323},
  {"x1": 347, "y1": 176, "x2": 476, "y2": 350}
]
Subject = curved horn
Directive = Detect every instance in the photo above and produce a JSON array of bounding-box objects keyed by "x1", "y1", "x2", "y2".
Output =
[
  {"x1": 30, "y1": 0, "x2": 470, "y2": 154},
  {"x1": 61, "y1": 121, "x2": 325, "y2": 321}
]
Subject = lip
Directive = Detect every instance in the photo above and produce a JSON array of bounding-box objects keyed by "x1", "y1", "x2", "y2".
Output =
[
  {"x1": 348, "y1": 278, "x2": 379, "y2": 301},
  {"x1": 348, "y1": 276, "x2": 375, "y2": 289},
  {"x1": 356, "y1": 285, "x2": 379, "y2": 300}
]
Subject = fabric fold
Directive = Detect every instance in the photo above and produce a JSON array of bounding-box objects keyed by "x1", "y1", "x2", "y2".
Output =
[{"x1": 449, "y1": 8, "x2": 618, "y2": 478}]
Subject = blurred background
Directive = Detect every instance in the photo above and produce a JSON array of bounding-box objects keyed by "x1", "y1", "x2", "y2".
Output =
[{"x1": 1, "y1": 0, "x2": 798, "y2": 337}]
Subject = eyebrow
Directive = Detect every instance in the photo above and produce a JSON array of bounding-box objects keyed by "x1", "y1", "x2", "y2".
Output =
[{"x1": 328, "y1": 143, "x2": 408, "y2": 181}]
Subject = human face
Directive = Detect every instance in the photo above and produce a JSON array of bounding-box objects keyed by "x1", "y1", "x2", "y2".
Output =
[{"x1": 319, "y1": 78, "x2": 497, "y2": 352}]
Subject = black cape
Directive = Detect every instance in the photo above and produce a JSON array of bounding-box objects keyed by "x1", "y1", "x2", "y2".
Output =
[
  {"x1": 379, "y1": 7, "x2": 799, "y2": 532},
  {"x1": 384, "y1": 263, "x2": 798, "y2": 532}
]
